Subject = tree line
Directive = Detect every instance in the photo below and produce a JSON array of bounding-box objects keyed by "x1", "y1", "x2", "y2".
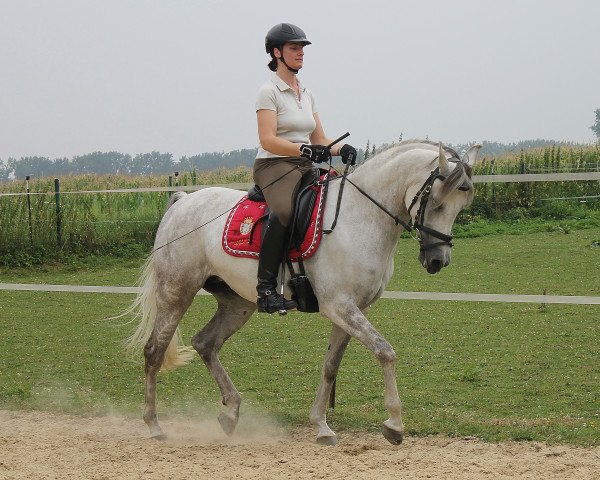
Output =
[
  {"x1": 0, "y1": 138, "x2": 596, "y2": 181},
  {"x1": 0, "y1": 149, "x2": 260, "y2": 181}
]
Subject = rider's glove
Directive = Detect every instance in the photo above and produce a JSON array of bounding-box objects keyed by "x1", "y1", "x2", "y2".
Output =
[
  {"x1": 300, "y1": 144, "x2": 331, "y2": 163},
  {"x1": 339, "y1": 144, "x2": 357, "y2": 165}
]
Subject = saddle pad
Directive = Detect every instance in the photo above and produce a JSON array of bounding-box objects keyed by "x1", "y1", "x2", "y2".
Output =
[{"x1": 222, "y1": 179, "x2": 328, "y2": 262}]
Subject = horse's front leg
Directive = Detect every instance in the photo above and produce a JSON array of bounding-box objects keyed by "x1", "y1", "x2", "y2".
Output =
[
  {"x1": 322, "y1": 302, "x2": 404, "y2": 445},
  {"x1": 309, "y1": 324, "x2": 351, "y2": 445}
]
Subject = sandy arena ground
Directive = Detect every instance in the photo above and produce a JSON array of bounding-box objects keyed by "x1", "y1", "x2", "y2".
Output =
[{"x1": 1, "y1": 409, "x2": 599, "y2": 479}]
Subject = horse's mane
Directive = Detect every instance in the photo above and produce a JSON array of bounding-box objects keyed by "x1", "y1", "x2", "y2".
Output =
[
  {"x1": 371, "y1": 139, "x2": 461, "y2": 160},
  {"x1": 437, "y1": 161, "x2": 474, "y2": 205},
  {"x1": 397, "y1": 139, "x2": 461, "y2": 160}
]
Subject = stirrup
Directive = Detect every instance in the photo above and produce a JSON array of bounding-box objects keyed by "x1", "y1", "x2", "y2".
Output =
[{"x1": 257, "y1": 290, "x2": 297, "y2": 315}]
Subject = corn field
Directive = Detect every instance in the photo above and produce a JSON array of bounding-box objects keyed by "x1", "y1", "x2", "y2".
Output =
[
  {"x1": 471, "y1": 145, "x2": 600, "y2": 219},
  {"x1": 1, "y1": 148, "x2": 599, "y2": 259}
]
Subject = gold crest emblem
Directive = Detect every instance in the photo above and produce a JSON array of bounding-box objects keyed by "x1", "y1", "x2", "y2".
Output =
[{"x1": 239, "y1": 216, "x2": 254, "y2": 236}]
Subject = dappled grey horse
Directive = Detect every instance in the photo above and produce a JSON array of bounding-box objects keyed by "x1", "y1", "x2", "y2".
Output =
[{"x1": 126, "y1": 140, "x2": 482, "y2": 445}]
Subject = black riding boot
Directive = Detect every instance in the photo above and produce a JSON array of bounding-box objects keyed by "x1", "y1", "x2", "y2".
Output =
[{"x1": 256, "y1": 215, "x2": 297, "y2": 314}]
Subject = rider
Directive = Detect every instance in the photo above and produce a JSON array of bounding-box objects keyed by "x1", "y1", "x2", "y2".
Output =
[{"x1": 254, "y1": 22, "x2": 357, "y2": 314}]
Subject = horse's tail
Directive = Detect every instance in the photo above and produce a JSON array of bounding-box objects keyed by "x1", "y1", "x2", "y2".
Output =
[
  {"x1": 124, "y1": 255, "x2": 195, "y2": 371},
  {"x1": 124, "y1": 191, "x2": 194, "y2": 371},
  {"x1": 166, "y1": 191, "x2": 187, "y2": 211}
]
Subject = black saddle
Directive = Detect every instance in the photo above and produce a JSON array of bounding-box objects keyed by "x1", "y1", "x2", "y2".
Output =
[{"x1": 248, "y1": 168, "x2": 321, "y2": 250}]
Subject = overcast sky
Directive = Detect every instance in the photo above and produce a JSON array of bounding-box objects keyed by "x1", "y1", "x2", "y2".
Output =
[{"x1": 1, "y1": 0, "x2": 598, "y2": 161}]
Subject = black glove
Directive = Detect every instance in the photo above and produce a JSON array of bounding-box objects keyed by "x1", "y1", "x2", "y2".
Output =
[
  {"x1": 300, "y1": 144, "x2": 331, "y2": 163},
  {"x1": 339, "y1": 144, "x2": 357, "y2": 165}
]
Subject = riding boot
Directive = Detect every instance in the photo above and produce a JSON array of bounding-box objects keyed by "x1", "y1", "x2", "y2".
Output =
[{"x1": 256, "y1": 215, "x2": 297, "y2": 314}]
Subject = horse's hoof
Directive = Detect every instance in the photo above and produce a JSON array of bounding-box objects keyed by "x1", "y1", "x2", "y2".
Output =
[
  {"x1": 218, "y1": 413, "x2": 237, "y2": 436},
  {"x1": 149, "y1": 427, "x2": 167, "y2": 441},
  {"x1": 382, "y1": 423, "x2": 404, "y2": 445},
  {"x1": 316, "y1": 435, "x2": 338, "y2": 446}
]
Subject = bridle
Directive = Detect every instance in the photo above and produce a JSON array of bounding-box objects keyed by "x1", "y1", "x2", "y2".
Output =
[
  {"x1": 406, "y1": 166, "x2": 455, "y2": 252},
  {"x1": 323, "y1": 156, "x2": 469, "y2": 252}
]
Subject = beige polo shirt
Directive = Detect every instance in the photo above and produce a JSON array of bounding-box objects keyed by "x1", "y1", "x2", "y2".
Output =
[{"x1": 255, "y1": 73, "x2": 317, "y2": 159}]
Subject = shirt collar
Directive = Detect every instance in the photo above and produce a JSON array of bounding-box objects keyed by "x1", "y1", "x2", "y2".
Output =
[{"x1": 271, "y1": 73, "x2": 305, "y2": 92}]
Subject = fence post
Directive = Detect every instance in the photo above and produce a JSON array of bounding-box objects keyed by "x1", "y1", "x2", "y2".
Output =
[
  {"x1": 26, "y1": 175, "x2": 33, "y2": 246},
  {"x1": 54, "y1": 178, "x2": 62, "y2": 248},
  {"x1": 491, "y1": 158, "x2": 497, "y2": 216},
  {"x1": 168, "y1": 175, "x2": 173, "y2": 198}
]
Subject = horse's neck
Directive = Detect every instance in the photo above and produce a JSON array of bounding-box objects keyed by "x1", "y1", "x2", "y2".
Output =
[
  {"x1": 343, "y1": 152, "x2": 425, "y2": 221},
  {"x1": 325, "y1": 154, "x2": 422, "y2": 256}
]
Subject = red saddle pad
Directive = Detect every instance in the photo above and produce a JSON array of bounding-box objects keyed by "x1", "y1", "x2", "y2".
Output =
[{"x1": 222, "y1": 175, "x2": 330, "y2": 262}]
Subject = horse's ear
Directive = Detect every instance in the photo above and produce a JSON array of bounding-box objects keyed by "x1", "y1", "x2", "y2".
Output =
[
  {"x1": 438, "y1": 143, "x2": 450, "y2": 176},
  {"x1": 461, "y1": 144, "x2": 482, "y2": 167}
]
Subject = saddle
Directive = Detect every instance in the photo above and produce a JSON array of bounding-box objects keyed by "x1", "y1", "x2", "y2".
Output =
[
  {"x1": 247, "y1": 168, "x2": 321, "y2": 250},
  {"x1": 222, "y1": 168, "x2": 333, "y2": 262}
]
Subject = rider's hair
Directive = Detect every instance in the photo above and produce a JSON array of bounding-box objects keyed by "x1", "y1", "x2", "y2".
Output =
[{"x1": 268, "y1": 53, "x2": 278, "y2": 71}]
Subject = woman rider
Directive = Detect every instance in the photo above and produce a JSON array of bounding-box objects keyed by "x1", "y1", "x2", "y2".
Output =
[{"x1": 254, "y1": 22, "x2": 357, "y2": 314}]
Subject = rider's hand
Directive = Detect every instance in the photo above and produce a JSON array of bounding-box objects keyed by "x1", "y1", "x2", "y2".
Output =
[
  {"x1": 339, "y1": 144, "x2": 357, "y2": 165},
  {"x1": 300, "y1": 144, "x2": 331, "y2": 163}
]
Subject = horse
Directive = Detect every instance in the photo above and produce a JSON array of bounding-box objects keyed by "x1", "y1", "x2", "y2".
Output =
[{"x1": 125, "y1": 139, "x2": 482, "y2": 446}]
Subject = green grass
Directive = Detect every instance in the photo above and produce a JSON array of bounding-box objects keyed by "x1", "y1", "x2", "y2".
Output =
[
  {"x1": 0, "y1": 228, "x2": 599, "y2": 445},
  {"x1": 2, "y1": 226, "x2": 599, "y2": 297},
  {"x1": 391, "y1": 226, "x2": 600, "y2": 296}
]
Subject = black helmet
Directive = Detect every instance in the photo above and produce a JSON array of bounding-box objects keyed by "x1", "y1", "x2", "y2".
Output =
[{"x1": 265, "y1": 23, "x2": 312, "y2": 54}]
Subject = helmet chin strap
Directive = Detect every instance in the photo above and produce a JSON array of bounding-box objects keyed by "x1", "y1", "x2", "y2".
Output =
[
  {"x1": 281, "y1": 58, "x2": 299, "y2": 74},
  {"x1": 276, "y1": 47, "x2": 299, "y2": 74}
]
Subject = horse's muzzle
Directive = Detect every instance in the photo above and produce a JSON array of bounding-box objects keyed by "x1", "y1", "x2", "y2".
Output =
[
  {"x1": 420, "y1": 248, "x2": 450, "y2": 274},
  {"x1": 426, "y1": 259, "x2": 443, "y2": 274}
]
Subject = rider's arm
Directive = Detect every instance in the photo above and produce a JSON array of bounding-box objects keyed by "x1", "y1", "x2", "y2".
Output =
[{"x1": 257, "y1": 109, "x2": 303, "y2": 157}]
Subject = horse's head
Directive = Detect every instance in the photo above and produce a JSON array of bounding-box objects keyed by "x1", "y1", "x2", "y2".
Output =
[{"x1": 406, "y1": 143, "x2": 482, "y2": 274}]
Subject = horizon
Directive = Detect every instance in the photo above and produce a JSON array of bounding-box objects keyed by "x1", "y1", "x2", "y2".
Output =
[{"x1": 1, "y1": 136, "x2": 597, "y2": 164}]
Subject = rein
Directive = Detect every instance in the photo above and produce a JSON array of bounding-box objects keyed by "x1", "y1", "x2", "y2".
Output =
[{"x1": 322, "y1": 157, "x2": 457, "y2": 252}]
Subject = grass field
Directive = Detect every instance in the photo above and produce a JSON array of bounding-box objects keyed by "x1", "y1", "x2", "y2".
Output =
[{"x1": 1, "y1": 228, "x2": 599, "y2": 445}]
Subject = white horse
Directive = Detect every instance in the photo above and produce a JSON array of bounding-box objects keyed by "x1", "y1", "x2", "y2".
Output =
[{"x1": 126, "y1": 140, "x2": 482, "y2": 445}]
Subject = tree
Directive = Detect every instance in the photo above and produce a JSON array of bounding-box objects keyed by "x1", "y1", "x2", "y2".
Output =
[
  {"x1": 72, "y1": 152, "x2": 132, "y2": 174},
  {"x1": 8, "y1": 156, "x2": 54, "y2": 179},
  {"x1": 590, "y1": 108, "x2": 600, "y2": 140},
  {"x1": 131, "y1": 151, "x2": 174, "y2": 175},
  {"x1": 363, "y1": 140, "x2": 370, "y2": 161}
]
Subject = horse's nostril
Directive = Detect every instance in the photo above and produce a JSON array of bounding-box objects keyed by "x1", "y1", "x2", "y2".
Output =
[{"x1": 431, "y1": 259, "x2": 442, "y2": 270}]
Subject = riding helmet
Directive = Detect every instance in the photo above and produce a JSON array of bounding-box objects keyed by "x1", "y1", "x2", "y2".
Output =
[{"x1": 265, "y1": 23, "x2": 312, "y2": 54}]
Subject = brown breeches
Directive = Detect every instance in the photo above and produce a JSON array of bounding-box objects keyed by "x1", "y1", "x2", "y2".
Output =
[{"x1": 253, "y1": 157, "x2": 314, "y2": 227}]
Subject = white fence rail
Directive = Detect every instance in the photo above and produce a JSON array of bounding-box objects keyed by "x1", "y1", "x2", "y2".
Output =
[
  {"x1": 1, "y1": 172, "x2": 599, "y2": 197},
  {"x1": 1, "y1": 283, "x2": 598, "y2": 305}
]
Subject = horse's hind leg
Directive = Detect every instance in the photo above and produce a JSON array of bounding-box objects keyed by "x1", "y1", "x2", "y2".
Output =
[
  {"x1": 192, "y1": 277, "x2": 256, "y2": 436},
  {"x1": 144, "y1": 289, "x2": 196, "y2": 439},
  {"x1": 309, "y1": 324, "x2": 351, "y2": 445}
]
